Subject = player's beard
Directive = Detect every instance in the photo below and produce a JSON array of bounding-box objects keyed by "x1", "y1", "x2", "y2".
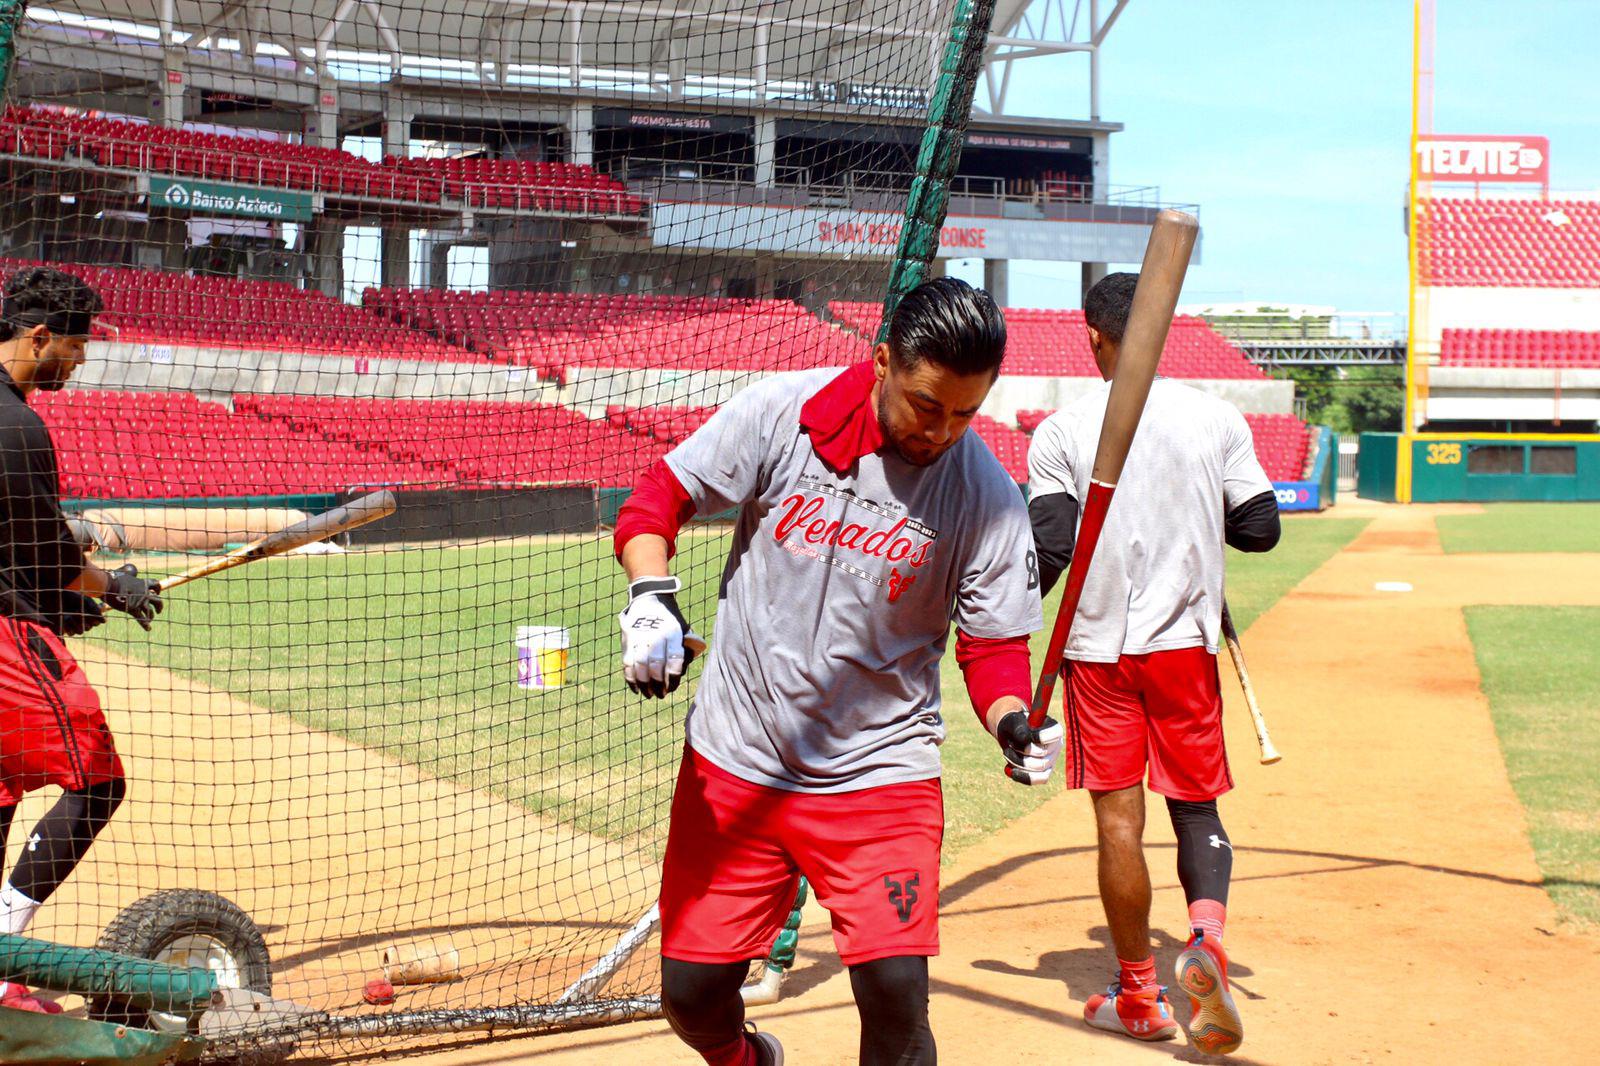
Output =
[
  {"x1": 876, "y1": 387, "x2": 943, "y2": 467},
  {"x1": 34, "y1": 355, "x2": 76, "y2": 391}
]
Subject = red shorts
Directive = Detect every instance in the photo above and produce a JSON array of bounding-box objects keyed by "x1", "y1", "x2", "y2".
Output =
[
  {"x1": 659, "y1": 748, "x2": 941, "y2": 967},
  {"x1": 0, "y1": 617, "x2": 124, "y2": 807},
  {"x1": 1063, "y1": 646, "x2": 1232, "y2": 801}
]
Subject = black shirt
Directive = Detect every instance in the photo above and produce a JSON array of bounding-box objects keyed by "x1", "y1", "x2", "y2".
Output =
[{"x1": 0, "y1": 367, "x2": 97, "y2": 633}]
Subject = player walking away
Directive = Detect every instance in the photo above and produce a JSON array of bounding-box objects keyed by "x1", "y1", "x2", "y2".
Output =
[
  {"x1": 1027, "y1": 272, "x2": 1280, "y2": 1055},
  {"x1": 613, "y1": 277, "x2": 1061, "y2": 1066},
  {"x1": 0, "y1": 267, "x2": 164, "y2": 1013}
]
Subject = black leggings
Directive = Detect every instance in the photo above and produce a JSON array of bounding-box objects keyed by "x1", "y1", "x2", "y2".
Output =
[
  {"x1": 662, "y1": 954, "x2": 935, "y2": 1065},
  {"x1": 1166, "y1": 797, "x2": 1231, "y2": 905},
  {"x1": 0, "y1": 779, "x2": 127, "y2": 903}
]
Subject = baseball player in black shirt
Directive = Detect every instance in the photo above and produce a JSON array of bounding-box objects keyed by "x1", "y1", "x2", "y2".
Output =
[{"x1": 0, "y1": 267, "x2": 163, "y2": 1013}]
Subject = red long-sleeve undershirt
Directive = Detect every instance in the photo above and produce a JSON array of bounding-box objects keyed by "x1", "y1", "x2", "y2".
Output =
[
  {"x1": 614, "y1": 458, "x2": 696, "y2": 560},
  {"x1": 954, "y1": 630, "x2": 1033, "y2": 727}
]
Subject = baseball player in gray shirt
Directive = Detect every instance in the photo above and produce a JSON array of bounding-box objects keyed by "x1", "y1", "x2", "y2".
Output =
[{"x1": 612, "y1": 278, "x2": 1059, "y2": 1066}]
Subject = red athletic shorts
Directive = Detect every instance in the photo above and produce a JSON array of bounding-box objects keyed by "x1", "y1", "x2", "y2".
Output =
[
  {"x1": 659, "y1": 747, "x2": 942, "y2": 967},
  {"x1": 1062, "y1": 646, "x2": 1232, "y2": 801},
  {"x1": 0, "y1": 616, "x2": 124, "y2": 807}
]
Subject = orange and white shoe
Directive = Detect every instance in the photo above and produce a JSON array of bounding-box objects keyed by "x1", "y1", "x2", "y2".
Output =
[
  {"x1": 1083, "y1": 980, "x2": 1178, "y2": 1041},
  {"x1": 0, "y1": 981, "x2": 64, "y2": 1014},
  {"x1": 1175, "y1": 930, "x2": 1243, "y2": 1055}
]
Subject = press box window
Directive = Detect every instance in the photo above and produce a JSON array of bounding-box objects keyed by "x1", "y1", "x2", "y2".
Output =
[
  {"x1": 1529, "y1": 446, "x2": 1577, "y2": 476},
  {"x1": 1466, "y1": 445, "x2": 1524, "y2": 475}
]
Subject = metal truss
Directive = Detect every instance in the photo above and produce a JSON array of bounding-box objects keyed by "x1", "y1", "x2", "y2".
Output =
[
  {"x1": 979, "y1": 0, "x2": 1129, "y2": 117},
  {"x1": 1240, "y1": 340, "x2": 1408, "y2": 368}
]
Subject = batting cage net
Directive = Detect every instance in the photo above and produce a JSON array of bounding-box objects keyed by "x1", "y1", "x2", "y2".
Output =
[{"x1": 0, "y1": 0, "x2": 988, "y2": 1056}]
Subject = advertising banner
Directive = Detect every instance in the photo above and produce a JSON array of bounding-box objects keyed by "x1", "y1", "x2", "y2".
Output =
[
  {"x1": 1416, "y1": 135, "x2": 1549, "y2": 184},
  {"x1": 1272, "y1": 481, "x2": 1322, "y2": 512},
  {"x1": 148, "y1": 177, "x2": 315, "y2": 221},
  {"x1": 651, "y1": 203, "x2": 1182, "y2": 264}
]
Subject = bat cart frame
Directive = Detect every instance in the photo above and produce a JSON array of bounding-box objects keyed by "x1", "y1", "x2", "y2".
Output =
[{"x1": 0, "y1": 888, "x2": 295, "y2": 1066}]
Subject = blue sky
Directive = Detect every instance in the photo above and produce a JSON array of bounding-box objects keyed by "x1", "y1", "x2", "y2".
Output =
[{"x1": 959, "y1": 0, "x2": 1600, "y2": 315}]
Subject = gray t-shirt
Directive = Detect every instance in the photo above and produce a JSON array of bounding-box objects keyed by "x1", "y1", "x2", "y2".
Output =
[
  {"x1": 1027, "y1": 378, "x2": 1274, "y2": 663},
  {"x1": 666, "y1": 368, "x2": 1043, "y2": 793}
]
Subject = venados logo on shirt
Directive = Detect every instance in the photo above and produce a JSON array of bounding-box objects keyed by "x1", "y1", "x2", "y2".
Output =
[{"x1": 773, "y1": 492, "x2": 937, "y2": 570}]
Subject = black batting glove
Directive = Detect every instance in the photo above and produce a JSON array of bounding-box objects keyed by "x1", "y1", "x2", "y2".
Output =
[
  {"x1": 998, "y1": 709, "x2": 1065, "y2": 786},
  {"x1": 103, "y1": 564, "x2": 163, "y2": 631}
]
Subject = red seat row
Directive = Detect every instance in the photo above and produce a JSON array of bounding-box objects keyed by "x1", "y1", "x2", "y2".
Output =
[
  {"x1": 0, "y1": 257, "x2": 470, "y2": 361},
  {"x1": 1008, "y1": 407, "x2": 1310, "y2": 482},
  {"x1": 1438, "y1": 328, "x2": 1600, "y2": 368},
  {"x1": 366, "y1": 288, "x2": 869, "y2": 375},
  {"x1": 0, "y1": 105, "x2": 647, "y2": 212},
  {"x1": 33, "y1": 391, "x2": 675, "y2": 498},
  {"x1": 828, "y1": 302, "x2": 1264, "y2": 380},
  {"x1": 1418, "y1": 197, "x2": 1600, "y2": 288}
]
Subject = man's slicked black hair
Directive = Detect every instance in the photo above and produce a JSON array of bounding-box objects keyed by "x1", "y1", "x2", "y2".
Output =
[
  {"x1": 0, "y1": 267, "x2": 103, "y2": 342},
  {"x1": 1083, "y1": 271, "x2": 1140, "y2": 344},
  {"x1": 886, "y1": 276, "x2": 1007, "y2": 377}
]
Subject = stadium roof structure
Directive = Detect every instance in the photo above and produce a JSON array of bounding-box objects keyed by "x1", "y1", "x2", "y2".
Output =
[{"x1": 16, "y1": 0, "x2": 1129, "y2": 119}]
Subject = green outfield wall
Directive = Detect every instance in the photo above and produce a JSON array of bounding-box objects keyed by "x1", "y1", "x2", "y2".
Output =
[{"x1": 1359, "y1": 433, "x2": 1600, "y2": 502}]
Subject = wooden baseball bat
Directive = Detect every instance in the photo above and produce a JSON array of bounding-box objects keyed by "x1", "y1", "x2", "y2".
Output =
[
  {"x1": 153, "y1": 491, "x2": 397, "y2": 592},
  {"x1": 1220, "y1": 600, "x2": 1281, "y2": 764},
  {"x1": 1009, "y1": 210, "x2": 1199, "y2": 784}
]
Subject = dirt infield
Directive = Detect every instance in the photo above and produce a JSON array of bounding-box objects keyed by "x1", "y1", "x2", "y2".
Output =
[
  {"x1": 20, "y1": 504, "x2": 1598, "y2": 1063},
  {"x1": 18, "y1": 646, "x2": 660, "y2": 1016},
  {"x1": 376, "y1": 505, "x2": 1600, "y2": 1065}
]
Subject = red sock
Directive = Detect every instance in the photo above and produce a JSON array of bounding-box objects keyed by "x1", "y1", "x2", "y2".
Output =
[
  {"x1": 695, "y1": 1033, "x2": 758, "y2": 1066},
  {"x1": 1118, "y1": 955, "x2": 1158, "y2": 996},
  {"x1": 1189, "y1": 899, "x2": 1226, "y2": 943}
]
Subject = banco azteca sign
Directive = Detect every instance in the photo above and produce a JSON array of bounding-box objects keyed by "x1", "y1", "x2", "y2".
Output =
[{"x1": 149, "y1": 177, "x2": 315, "y2": 221}]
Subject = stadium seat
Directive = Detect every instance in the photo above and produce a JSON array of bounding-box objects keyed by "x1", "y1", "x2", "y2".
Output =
[
  {"x1": 366, "y1": 289, "x2": 868, "y2": 374},
  {"x1": 1418, "y1": 197, "x2": 1600, "y2": 288},
  {"x1": 34, "y1": 392, "x2": 667, "y2": 498},
  {"x1": 1438, "y1": 327, "x2": 1600, "y2": 369},
  {"x1": 830, "y1": 301, "x2": 1264, "y2": 380},
  {"x1": 0, "y1": 257, "x2": 471, "y2": 362}
]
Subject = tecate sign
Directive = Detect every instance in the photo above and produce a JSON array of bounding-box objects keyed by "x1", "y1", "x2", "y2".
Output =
[{"x1": 1416, "y1": 135, "x2": 1549, "y2": 184}]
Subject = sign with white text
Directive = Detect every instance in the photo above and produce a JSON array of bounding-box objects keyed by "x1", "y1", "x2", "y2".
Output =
[{"x1": 1417, "y1": 135, "x2": 1549, "y2": 185}]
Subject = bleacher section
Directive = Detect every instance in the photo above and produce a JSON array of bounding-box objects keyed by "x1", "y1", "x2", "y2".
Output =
[
  {"x1": 1418, "y1": 198, "x2": 1600, "y2": 288},
  {"x1": 395, "y1": 158, "x2": 644, "y2": 214},
  {"x1": 33, "y1": 392, "x2": 660, "y2": 497},
  {"x1": 367, "y1": 289, "x2": 868, "y2": 373},
  {"x1": 0, "y1": 106, "x2": 643, "y2": 212},
  {"x1": 1439, "y1": 329, "x2": 1600, "y2": 369},
  {"x1": 829, "y1": 301, "x2": 1264, "y2": 379},
  {"x1": 1008, "y1": 408, "x2": 1310, "y2": 482},
  {"x1": 0, "y1": 258, "x2": 466, "y2": 360}
]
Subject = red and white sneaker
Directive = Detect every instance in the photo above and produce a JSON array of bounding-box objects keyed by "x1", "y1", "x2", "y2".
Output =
[
  {"x1": 1083, "y1": 980, "x2": 1178, "y2": 1041},
  {"x1": 1175, "y1": 930, "x2": 1243, "y2": 1055},
  {"x1": 0, "y1": 981, "x2": 64, "y2": 1014}
]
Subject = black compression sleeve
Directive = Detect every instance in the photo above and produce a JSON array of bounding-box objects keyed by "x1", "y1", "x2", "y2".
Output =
[
  {"x1": 1029, "y1": 492, "x2": 1078, "y2": 598},
  {"x1": 1225, "y1": 490, "x2": 1281, "y2": 553}
]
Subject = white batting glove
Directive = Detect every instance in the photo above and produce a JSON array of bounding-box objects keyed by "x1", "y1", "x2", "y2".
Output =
[
  {"x1": 618, "y1": 577, "x2": 704, "y2": 698},
  {"x1": 997, "y1": 710, "x2": 1066, "y2": 786}
]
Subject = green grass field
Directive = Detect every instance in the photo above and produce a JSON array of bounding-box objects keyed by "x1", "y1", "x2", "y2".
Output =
[
  {"x1": 95, "y1": 513, "x2": 1369, "y2": 859},
  {"x1": 1437, "y1": 503, "x2": 1600, "y2": 554},
  {"x1": 1466, "y1": 605, "x2": 1600, "y2": 927}
]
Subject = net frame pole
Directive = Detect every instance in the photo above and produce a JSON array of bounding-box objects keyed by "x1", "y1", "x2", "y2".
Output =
[
  {"x1": 0, "y1": 0, "x2": 25, "y2": 97},
  {"x1": 875, "y1": 0, "x2": 999, "y2": 343}
]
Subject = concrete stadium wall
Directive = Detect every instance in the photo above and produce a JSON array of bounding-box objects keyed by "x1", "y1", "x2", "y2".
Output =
[
  {"x1": 564, "y1": 368, "x2": 1295, "y2": 420},
  {"x1": 1425, "y1": 366, "x2": 1600, "y2": 424},
  {"x1": 1421, "y1": 287, "x2": 1600, "y2": 342},
  {"x1": 76, "y1": 342, "x2": 1295, "y2": 423},
  {"x1": 76, "y1": 341, "x2": 563, "y2": 405}
]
